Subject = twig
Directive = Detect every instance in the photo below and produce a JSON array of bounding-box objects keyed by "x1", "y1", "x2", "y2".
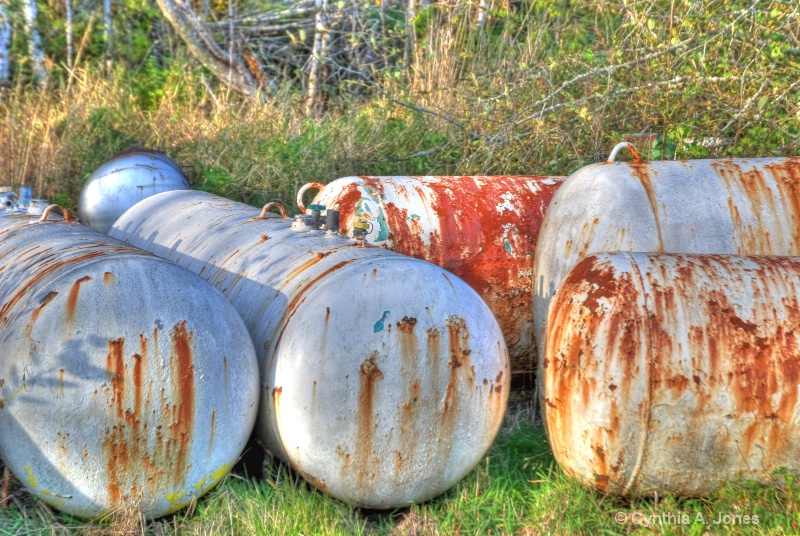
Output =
[
  {"x1": 388, "y1": 97, "x2": 466, "y2": 130},
  {"x1": 1, "y1": 465, "x2": 10, "y2": 509},
  {"x1": 720, "y1": 77, "x2": 770, "y2": 133},
  {"x1": 518, "y1": 36, "x2": 695, "y2": 117}
]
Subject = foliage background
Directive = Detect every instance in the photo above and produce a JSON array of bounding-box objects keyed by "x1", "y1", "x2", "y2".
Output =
[{"x1": 0, "y1": 0, "x2": 798, "y2": 211}]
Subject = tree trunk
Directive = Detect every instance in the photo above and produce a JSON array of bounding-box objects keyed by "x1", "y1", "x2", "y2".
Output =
[
  {"x1": 66, "y1": 0, "x2": 73, "y2": 70},
  {"x1": 156, "y1": 0, "x2": 258, "y2": 97},
  {"x1": 476, "y1": 0, "x2": 490, "y2": 29},
  {"x1": 305, "y1": 0, "x2": 331, "y2": 116},
  {"x1": 0, "y1": 1, "x2": 10, "y2": 86},
  {"x1": 103, "y1": 0, "x2": 112, "y2": 58},
  {"x1": 404, "y1": 0, "x2": 415, "y2": 69},
  {"x1": 23, "y1": 0, "x2": 46, "y2": 87}
]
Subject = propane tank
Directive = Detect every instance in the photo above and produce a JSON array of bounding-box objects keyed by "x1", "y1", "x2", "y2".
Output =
[
  {"x1": 78, "y1": 149, "x2": 190, "y2": 234},
  {"x1": 534, "y1": 144, "x2": 800, "y2": 411},
  {"x1": 110, "y1": 191, "x2": 509, "y2": 509},
  {"x1": 0, "y1": 207, "x2": 259, "y2": 518},
  {"x1": 300, "y1": 175, "x2": 564, "y2": 375},
  {"x1": 546, "y1": 251, "x2": 800, "y2": 496}
]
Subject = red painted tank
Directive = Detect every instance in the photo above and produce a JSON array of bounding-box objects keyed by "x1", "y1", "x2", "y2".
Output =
[{"x1": 302, "y1": 175, "x2": 565, "y2": 374}]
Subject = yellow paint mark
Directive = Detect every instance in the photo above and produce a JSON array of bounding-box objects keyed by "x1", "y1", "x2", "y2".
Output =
[
  {"x1": 41, "y1": 489, "x2": 52, "y2": 496},
  {"x1": 24, "y1": 465, "x2": 39, "y2": 489},
  {"x1": 165, "y1": 489, "x2": 187, "y2": 504},
  {"x1": 192, "y1": 477, "x2": 207, "y2": 490},
  {"x1": 210, "y1": 463, "x2": 233, "y2": 483}
]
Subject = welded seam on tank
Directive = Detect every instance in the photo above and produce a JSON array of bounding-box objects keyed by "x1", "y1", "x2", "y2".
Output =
[
  {"x1": 628, "y1": 167, "x2": 665, "y2": 252},
  {"x1": 620, "y1": 252, "x2": 653, "y2": 496}
]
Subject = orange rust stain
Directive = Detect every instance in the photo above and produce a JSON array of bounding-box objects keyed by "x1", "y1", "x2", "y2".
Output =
[
  {"x1": 628, "y1": 162, "x2": 665, "y2": 252},
  {"x1": 103, "y1": 272, "x2": 116, "y2": 285},
  {"x1": 272, "y1": 386, "x2": 283, "y2": 420},
  {"x1": 426, "y1": 327, "x2": 442, "y2": 393},
  {"x1": 544, "y1": 254, "x2": 646, "y2": 489},
  {"x1": 106, "y1": 338, "x2": 126, "y2": 419},
  {"x1": 397, "y1": 378, "x2": 421, "y2": 478},
  {"x1": 355, "y1": 352, "x2": 383, "y2": 486},
  {"x1": 28, "y1": 290, "x2": 58, "y2": 331},
  {"x1": 261, "y1": 235, "x2": 269, "y2": 242},
  {"x1": 440, "y1": 316, "x2": 473, "y2": 454},
  {"x1": 133, "y1": 334, "x2": 148, "y2": 420},
  {"x1": 169, "y1": 320, "x2": 195, "y2": 486},
  {"x1": 220, "y1": 249, "x2": 240, "y2": 267},
  {"x1": 59, "y1": 368, "x2": 65, "y2": 395},
  {"x1": 209, "y1": 409, "x2": 217, "y2": 451},
  {"x1": 65, "y1": 276, "x2": 93, "y2": 328},
  {"x1": 284, "y1": 251, "x2": 329, "y2": 283}
]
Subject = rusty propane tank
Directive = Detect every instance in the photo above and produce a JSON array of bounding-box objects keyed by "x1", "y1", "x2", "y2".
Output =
[
  {"x1": 534, "y1": 144, "x2": 800, "y2": 410},
  {"x1": 110, "y1": 191, "x2": 509, "y2": 509},
  {"x1": 78, "y1": 149, "x2": 190, "y2": 234},
  {"x1": 301, "y1": 175, "x2": 564, "y2": 375},
  {"x1": 0, "y1": 207, "x2": 259, "y2": 518},
  {"x1": 546, "y1": 252, "x2": 800, "y2": 496}
]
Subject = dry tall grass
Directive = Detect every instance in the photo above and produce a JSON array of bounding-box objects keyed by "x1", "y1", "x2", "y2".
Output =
[{"x1": 1, "y1": 1, "x2": 798, "y2": 211}]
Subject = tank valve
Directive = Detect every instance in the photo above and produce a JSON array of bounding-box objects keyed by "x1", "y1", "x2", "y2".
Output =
[
  {"x1": 292, "y1": 214, "x2": 312, "y2": 231},
  {"x1": 352, "y1": 221, "x2": 370, "y2": 242},
  {"x1": 308, "y1": 204, "x2": 326, "y2": 231},
  {"x1": 326, "y1": 209, "x2": 340, "y2": 236}
]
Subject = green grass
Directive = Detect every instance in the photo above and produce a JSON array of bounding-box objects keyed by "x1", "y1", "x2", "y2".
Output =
[{"x1": 4, "y1": 398, "x2": 800, "y2": 535}]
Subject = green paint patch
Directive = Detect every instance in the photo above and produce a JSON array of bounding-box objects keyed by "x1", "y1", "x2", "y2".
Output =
[
  {"x1": 504, "y1": 240, "x2": 513, "y2": 254},
  {"x1": 373, "y1": 311, "x2": 391, "y2": 333}
]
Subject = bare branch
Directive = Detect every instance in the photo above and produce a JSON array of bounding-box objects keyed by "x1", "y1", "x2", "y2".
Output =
[{"x1": 156, "y1": 0, "x2": 258, "y2": 96}]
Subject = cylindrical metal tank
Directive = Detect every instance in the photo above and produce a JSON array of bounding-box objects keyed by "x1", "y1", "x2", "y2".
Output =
[
  {"x1": 110, "y1": 191, "x2": 509, "y2": 509},
  {"x1": 534, "y1": 145, "x2": 800, "y2": 409},
  {"x1": 78, "y1": 149, "x2": 190, "y2": 234},
  {"x1": 546, "y1": 251, "x2": 800, "y2": 496},
  {"x1": 0, "y1": 207, "x2": 259, "y2": 518},
  {"x1": 302, "y1": 175, "x2": 564, "y2": 375}
]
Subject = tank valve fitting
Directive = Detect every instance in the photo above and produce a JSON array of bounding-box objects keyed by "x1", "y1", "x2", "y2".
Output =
[
  {"x1": 326, "y1": 209, "x2": 340, "y2": 236},
  {"x1": 308, "y1": 204, "x2": 326, "y2": 230},
  {"x1": 292, "y1": 214, "x2": 312, "y2": 231}
]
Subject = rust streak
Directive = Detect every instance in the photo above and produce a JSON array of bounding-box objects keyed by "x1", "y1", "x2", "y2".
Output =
[
  {"x1": 65, "y1": 276, "x2": 93, "y2": 328},
  {"x1": 169, "y1": 321, "x2": 195, "y2": 486},
  {"x1": 356, "y1": 353, "x2": 383, "y2": 486}
]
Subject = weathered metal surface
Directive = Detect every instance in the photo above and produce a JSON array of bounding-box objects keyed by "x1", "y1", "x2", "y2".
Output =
[
  {"x1": 78, "y1": 149, "x2": 190, "y2": 234},
  {"x1": 305, "y1": 175, "x2": 564, "y2": 374},
  {"x1": 534, "y1": 148, "x2": 800, "y2": 411},
  {"x1": 0, "y1": 209, "x2": 259, "y2": 518},
  {"x1": 546, "y1": 252, "x2": 800, "y2": 496},
  {"x1": 110, "y1": 190, "x2": 509, "y2": 509}
]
